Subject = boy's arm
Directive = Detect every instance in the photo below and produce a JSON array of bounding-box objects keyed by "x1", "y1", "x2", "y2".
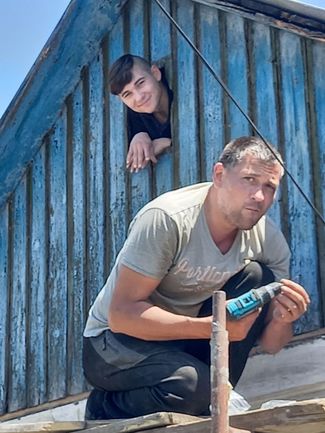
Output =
[{"x1": 152, "y1": 138, "x2": 172, "y2": 155}]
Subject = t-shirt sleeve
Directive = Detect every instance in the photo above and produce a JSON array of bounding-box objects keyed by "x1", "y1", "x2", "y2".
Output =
[
  {"x1": 120, "y1": 208, "x2": 178, "y2": 280},
  {"x1": 262, "y1": 217, "x2": 291, "y2": 281}
]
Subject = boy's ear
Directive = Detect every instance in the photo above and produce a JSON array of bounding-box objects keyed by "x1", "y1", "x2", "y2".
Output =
[{"x1": 151, "y1": 65, "x2": 162, "y2": 81}]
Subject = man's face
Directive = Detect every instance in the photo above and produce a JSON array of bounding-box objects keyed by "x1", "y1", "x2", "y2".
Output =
[
  {"x1": 118, "y1": 64, "x2": 163, "y2": 114},
  {"x1": 213, "y1": 155, "x2": 283, "y2": 230}
]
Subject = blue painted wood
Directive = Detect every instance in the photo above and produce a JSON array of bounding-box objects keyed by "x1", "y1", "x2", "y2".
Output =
[
  {"x1": 108, "y1": 17, "x2": 128, "y2": 269},
  {"x1": 8, "y1": 179, "x2": 27, "y2": 411},
  {"x1": 87, "y1": 54, "x2": 106, "y2": 305},
  {"x1": 251, "y1": 22, "x2": 281, "y2": 226},
  {"x1": 197, "y1": 4, "x2": 224, "y2": 180},
  {"x1": 0, "y1": 0, "x2": 128, "y2": 211},
  {"x1": 175, "y1": 0, "x2": 199, "y2": 187},
  {"x1": 0, "y1": 0, "x2": 324, "y2": 418},
  {"x1": 48, "y1": 113, "x2": 68, "y2": 400},
  {"x1": 150, "y1": 0, "x2": 174, "y2": 196},
  {"x1": 0, "y1": 204, "x2": 9, "y2": 414},
  {"x1": 312, "y1": 40, "x2": 325, "y2": 321},
  {"x1": 68, "y1": 82, "x2": 86, "y2": 394},
  {"x1": 28, "y1": 145, "x2": 47, "y2": 406},
  {"x1": 129, "y1": 0, "x2": 152, "y2": 218},
  {"x1": 225, "y1": 13, "x2": 250, "y2": 139},
  {"x1": 312, "y1": 41, "x2": 325, "y2": 219},
  {"x1": 279, "y1": 31, "x2": 320, "y2": 332}
]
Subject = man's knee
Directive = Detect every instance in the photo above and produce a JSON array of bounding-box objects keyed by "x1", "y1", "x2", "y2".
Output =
[{"x1": 157, "y1": 364, "x2": 210, "y2": 415}]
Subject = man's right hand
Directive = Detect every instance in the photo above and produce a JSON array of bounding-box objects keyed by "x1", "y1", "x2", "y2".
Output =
[
  {"x1": 226, "y1": 307, "x2": 261, "y2": 341},
  {"x1": 127, "y1": 132, "x2": 157, "y2": 173}
]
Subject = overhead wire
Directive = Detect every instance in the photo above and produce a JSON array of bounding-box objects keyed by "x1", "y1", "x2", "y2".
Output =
[{"x1": 154, "y1": 0, "x2": 325, "y2": 226}]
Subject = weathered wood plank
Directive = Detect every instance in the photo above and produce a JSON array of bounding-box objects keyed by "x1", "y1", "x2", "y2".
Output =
[
  {"x1": 28, "y1": 145, "x2": 47, "y2": 406},
  {"x1": 311, "y1": 40, "x2": 325, "y2": 325},
  {"x1": 108, "y1": 16, "x2": 128, "y2": 268},
  {"x1": 225, "y1": 13, "x2": 250, "y2": 139},
  {"x1": 230, "y1": 398, "x2": 325, "y2": 433},
  {"x1": 67, "y1": 82, "x2": 87, "y2": 394},
  {"x1": 197, "y1": 4, "x2": 224, "y2": 180},
  {"x1": 0, "y1": 421, "x2": 98, "y2": 433},
  {"x1": 251, "y1": 23, "x2": 281, "y2": 226},
  {"x1": 174, "y1": 0, "x2": 199, "y2": 187},
  {"x1": 8, "y1": 179, "x2": 27, "y2": 411},
  {"x1": 128, "y1": 0, "x2": 152, "y2": 218},
  {"x1": 81, "y1": 412, "x2": 204, "y2": 433},
  {"x1": 150, "y1": 0, "x2": 174, "y2": 196},
  {"x1": 48, "y1": 113, "x2": 68, "y2": 401},
  {"x1": 87, "y1": 53, "x2": 106, "y2": 305},
  {"x1": 0, "y1": 204, "x2": 9, "y2": 414},
  {"x1": 279, "y1": 31, "x2": 320, "y2": 332}
]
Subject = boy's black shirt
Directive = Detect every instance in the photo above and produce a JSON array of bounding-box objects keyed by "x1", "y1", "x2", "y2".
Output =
[{"x1": 126, "y1": 68, "x2": 173, "y2": 144}]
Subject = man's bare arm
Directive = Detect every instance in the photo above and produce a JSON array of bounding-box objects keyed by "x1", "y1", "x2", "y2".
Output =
[
  {"x1": 109, "y1": 265, "x2": 211, "y2": 340},
  {"x1": 109, "y1": 265, "x2": 265, "y2": 342}
]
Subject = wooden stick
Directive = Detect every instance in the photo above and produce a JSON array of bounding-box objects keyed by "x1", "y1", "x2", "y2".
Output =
[{"x1": 211, "y1": 290, "x2": 229, "y2": 433}]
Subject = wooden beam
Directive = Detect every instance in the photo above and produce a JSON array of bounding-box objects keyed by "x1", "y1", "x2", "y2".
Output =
[{"x1": 230, "y1": 398, "x2": 325, "y2": 433}]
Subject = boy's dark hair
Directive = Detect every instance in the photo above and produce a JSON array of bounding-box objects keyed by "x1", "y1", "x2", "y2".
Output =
[{"x1": 108, "y1": 54, "x2": 152, "y2": 95}]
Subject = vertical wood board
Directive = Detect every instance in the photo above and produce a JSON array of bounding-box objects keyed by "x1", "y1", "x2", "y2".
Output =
[
  {"x1": 87, "y1": 54, "x2": 106, "y2": 305},
  {"x1": 0, "y1": 205, "x2": 9, "y2": 414},
  {"x1": 175, "y1": 0, "x2": 199, "y2": 187},
  {"x1": 67, "y1": 82, "x2": 87, "y2": 395},
  {"x1": 279, "y1": 31, "x2": 320, "y2": 331},
  {"x1": 108, "y1": 17, "x2": 128, "y2": 268},
  {"x1": 150, "y1": 0, "x2": 174, "y2": 196},
  {"x1": 48, "y1": 113, "x2": 68, "y2": 400},
  {"x1": 8, "y1": 179, "x2": 27, "y2": 412},
  {"x1": 197, "y1": 4, "x2": 224, "y2": 180},
  {"x1": 128, "y1": 0, "x2": 152, "y2": 218},
  {"x1": 28, "y1": 146, "x2": 47, "y2": 407},
  {"x1": 225, "y1": 13, "x2": 250, "y2": 139}
]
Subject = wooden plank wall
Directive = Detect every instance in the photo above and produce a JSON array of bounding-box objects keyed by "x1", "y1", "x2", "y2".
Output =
[{"x1": 0, "y1": 0, "x2": 324, "y2": 416}]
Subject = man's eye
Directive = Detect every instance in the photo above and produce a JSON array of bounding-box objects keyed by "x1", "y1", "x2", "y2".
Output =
[{"x1": 244, "y1": 177, "x2": 255, "y2": 183}]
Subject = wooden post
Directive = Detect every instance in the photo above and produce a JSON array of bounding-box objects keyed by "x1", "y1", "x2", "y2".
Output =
[{"x1": 211, "y1": 290, "x2": 229, "y2": 433}]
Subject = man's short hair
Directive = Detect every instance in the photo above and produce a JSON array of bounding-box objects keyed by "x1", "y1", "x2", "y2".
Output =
[
  {"x1": 219, "y1": 136, "x2": 284, "y2": 172},
  {"x1": 108, "y1": 54, "x2": 152, "y2": 95}
]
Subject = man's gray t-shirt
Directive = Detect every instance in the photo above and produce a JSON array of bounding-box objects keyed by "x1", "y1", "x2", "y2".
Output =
[{"x1": 84, "y1": 182, "x2": 290, "y2": 337}]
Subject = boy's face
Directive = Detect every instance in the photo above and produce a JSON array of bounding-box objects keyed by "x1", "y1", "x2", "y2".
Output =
[{"x1": 118, "y1": 64, "x2": 163, "y2": 114}]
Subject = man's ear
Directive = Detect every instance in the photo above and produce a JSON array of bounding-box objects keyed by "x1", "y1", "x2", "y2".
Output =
[
  {"x1": 212, "y1": 162, "x2": 224, "y2": 185},
  {"x1": 151, "y1": 65, "x2": 162, "y2": 81}
]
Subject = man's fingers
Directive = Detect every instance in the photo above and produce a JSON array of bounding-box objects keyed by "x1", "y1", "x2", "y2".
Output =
[{"x1": 280, "y1": 279, "x2": 311, "y2": 304}]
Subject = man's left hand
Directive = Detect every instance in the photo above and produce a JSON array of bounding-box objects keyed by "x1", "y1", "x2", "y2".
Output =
[{"x1": 271, "y1": 279, "x2": 310, "y2": 323}]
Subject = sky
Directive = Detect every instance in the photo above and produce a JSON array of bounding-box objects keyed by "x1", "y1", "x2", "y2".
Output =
[{"x1": 0, "y1": 0, "x2": 324, "y2": 120}]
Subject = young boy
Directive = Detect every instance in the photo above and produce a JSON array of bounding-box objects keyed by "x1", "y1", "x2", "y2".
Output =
[{"x1": 108, "y1": 54, "x2": 173, "y2": 173}]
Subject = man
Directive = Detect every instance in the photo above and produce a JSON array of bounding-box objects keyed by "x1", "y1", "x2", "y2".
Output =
[
  {"x1": 83, "y1": 136, "x2": 310, "y2": 421},
  {"x1": 108, "y1": 54, "x2": 172, "y2": 173}
]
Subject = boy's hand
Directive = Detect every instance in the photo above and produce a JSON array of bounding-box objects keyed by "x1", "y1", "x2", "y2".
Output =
[{"x1": 127, "y1": 132, "x2": 157, "y2": 173}]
